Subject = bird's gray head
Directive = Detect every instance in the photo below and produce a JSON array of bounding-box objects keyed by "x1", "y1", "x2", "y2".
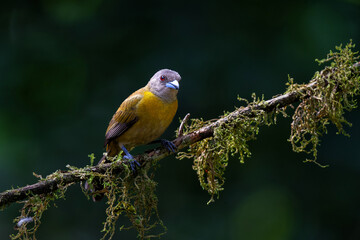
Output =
[{"x1": 147, "y1": 69, "x2": 181, "y2": 102}]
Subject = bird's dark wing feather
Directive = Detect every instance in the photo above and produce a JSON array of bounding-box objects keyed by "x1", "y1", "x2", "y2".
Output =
[
  {"x1": 104, "y1": 116, "x2": 138, "y2": 146},
  {"x1": 104, "y1": 92, "x2": 143, "y2": 146}
]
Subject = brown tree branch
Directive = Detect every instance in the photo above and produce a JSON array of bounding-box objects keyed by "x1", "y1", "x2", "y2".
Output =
[
  {"x1": 0, "y1": 83, "x2": 313, "y2": 209},
  {"x1": 1, "y1": 61, "x2": 359, "y2": 208}
]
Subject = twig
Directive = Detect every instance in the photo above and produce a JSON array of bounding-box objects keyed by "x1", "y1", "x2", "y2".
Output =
[{"x1": 177, "y1": 113, "x2": 191, "y2": 137}]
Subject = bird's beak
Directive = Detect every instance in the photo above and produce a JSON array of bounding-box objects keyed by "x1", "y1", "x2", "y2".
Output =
[{"x1": 166, "y1": 80, "x2": 180, "y2": 90}]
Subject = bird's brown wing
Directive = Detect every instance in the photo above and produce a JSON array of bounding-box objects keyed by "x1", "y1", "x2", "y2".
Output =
[{"x1": 104, "y1": 92, "x2": 143, "y2": 147}]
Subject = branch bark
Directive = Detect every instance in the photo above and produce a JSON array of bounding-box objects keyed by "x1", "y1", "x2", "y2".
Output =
[
  {"x1": 5, "y1": 56, "x2": 360, "y2": 208},
  {"x1": 0, "y1": 81, "x2": 317, "y2": 209}
]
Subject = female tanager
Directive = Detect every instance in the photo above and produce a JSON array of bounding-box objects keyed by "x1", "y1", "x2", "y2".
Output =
[{"x1": 87, "y1": 69, "x2": 181, "y2": 201}]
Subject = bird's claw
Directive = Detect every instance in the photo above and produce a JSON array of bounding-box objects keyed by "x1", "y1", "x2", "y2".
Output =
[
  {"x1": 121, "y1": 145, "x2": 140, "y2": 172},
  {"x1": 160, "y1": 139, "x2": 177, "y2": 153},
  {"x1": 123, "y1": 155, "x2": 140, "y2": 172}
]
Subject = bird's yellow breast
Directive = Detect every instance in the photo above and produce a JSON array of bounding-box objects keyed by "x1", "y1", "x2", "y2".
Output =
[
  {"x1": 138, "y1": 91, "x2": 178, "y2": 123},
  {"x1": 119, "y1": 90, "x2": 178, "y2": 147}
]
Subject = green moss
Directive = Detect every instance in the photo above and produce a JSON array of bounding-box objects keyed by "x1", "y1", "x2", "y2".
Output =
[
  {"x1": 177, "y1": 95, "x2": 279, "y2": 203},
  {"x1": 88, "y1": 153, "x2": 96, "y2": 166},
  {"x1": 100, "y1": 157, "x2": 166, "y2": 240},
  {"x1": 11, "y1": 154, "x2": 165, "y2": 240},
  {"x1": 288, "y1": 41, "x2": 360, "y2": 166},
  {"x1": 11, "y1": 188, "x2": 67, "y2": 240},
  {"x1": 177, "y1": 41, "x2": 359, "y2": 202}
]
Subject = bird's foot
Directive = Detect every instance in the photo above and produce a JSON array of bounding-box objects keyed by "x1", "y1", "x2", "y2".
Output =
[
  {"x1": 121, "y1": 145, "x2": 140, "y2": 172},
  {"x1": 123, "y1": 155, "x2": 140, "y2": 172},
  {"x1": 159, "y1": 139, "x2": 177, "y2": 153}
]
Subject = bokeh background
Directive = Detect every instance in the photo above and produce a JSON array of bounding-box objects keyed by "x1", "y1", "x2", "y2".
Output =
[{"x1": 1, "y1": 0, "x2": 360, "y2": 239}]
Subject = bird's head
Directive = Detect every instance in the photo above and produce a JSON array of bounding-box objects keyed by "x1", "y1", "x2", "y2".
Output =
[{"x1": 148, "y1": 69, "x2": 181, "y2": 102}]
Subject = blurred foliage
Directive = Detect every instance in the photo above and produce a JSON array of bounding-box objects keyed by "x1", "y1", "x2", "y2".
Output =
[{"x1": 0, "y1": 0, "x2": 360, "y2": 239}]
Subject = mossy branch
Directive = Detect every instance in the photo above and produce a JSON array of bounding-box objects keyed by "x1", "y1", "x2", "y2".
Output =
[
  {"x1": 0, "y1": 42, "x2": 359, "y2": 240},
  {"x1": 0, "y1": 75, "x2": 319, "y2": 209}
]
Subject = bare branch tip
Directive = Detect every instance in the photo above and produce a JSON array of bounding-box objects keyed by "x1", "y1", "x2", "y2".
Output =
[{"x1": 178, "y1": 113, "x2": 191, "y2": 137}]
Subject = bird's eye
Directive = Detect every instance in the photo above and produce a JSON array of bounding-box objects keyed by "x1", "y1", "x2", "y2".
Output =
[{"x1": 160, "y1": 75, "x2": 166, "y2": 81}]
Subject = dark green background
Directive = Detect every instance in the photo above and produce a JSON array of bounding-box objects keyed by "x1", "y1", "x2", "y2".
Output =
[{"x1": 1, "y1": 0, "x2": 360, "y2": 239}]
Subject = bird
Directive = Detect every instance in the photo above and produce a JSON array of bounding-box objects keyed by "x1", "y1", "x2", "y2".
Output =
[{"x1": 86, "y1": 69, "x2": 181, "y2": 201}]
